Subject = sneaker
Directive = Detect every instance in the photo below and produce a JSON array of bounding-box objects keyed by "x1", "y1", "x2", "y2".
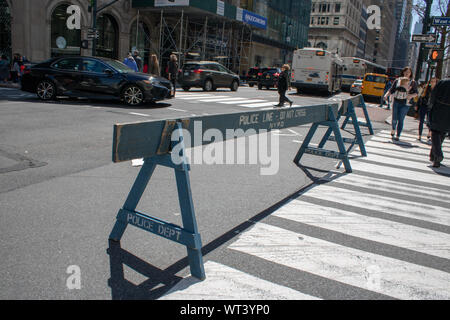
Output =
[{"x1": 432, "y1": 161, "x2": 441, "y2": 168}]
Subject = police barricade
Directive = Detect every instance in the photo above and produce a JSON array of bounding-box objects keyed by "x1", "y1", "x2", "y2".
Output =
[
  {"x1": 109, "y1": 101, "x2": 353, "y2": 280},
  {"x1": 317, "y1": 95, "x2": 368, "y2": 161},
  {"x1": 341, "y1": 94, "x2": 374, "y2": 135}
]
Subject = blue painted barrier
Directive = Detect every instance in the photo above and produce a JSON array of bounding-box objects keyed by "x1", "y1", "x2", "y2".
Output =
[
  {"x1": 109, "y1": 101, "x2": 356, "y2": 280},
  {"x1": 341, "y1": 94, "x2": 374, "y2": 135}
]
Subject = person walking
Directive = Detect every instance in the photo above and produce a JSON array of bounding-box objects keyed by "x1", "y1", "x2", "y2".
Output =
[
  {"x1": 148, "y1": 54, "x2": 160, "y2": 76},
  {"x1": 416, "y1": 77, "x2": 438, "y2": 142},
  {"x1": 379, "y1": 78, "x2": 393, "y2": 109},
  {"x1": 0, "y1": 55, "x2": 10, "y2": 83},
  {"x1": 384, "y1": 66, "x2": 418, "y2": 141},
  {"x1": 428, "y1": 78, "x2": 450, "y2": 168},
  {"x1": 123, "y1": 53, "x2": 138, "y2": 72},
  {"x1": 274, "y1": 64, "x2": 293, "y2": 107},
  {"x1": 133, "y1": 50, "x2": 143, "y2": 72},
  {"x1": 13, "y1": 55, "x2": 24, "y2": 84},
  {"x1": 168, "y1": 54, "x2": 178, "y2": 97}
]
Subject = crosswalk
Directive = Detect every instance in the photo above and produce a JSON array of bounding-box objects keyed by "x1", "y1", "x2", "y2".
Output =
[
  {"x1": 160, "y1": 130, "x2": 450, "y2": 300},
  {"x1": 176, "y1": 91, "x2": 301, "y2": 108}
]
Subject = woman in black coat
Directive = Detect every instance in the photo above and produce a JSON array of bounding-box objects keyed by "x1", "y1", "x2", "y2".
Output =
[
  {"x1": 275, "y1": 64, "x2": 293, "y2": 107},
  {"x1": 428, "y1": 78, "x2": 450, "y2": 168}
]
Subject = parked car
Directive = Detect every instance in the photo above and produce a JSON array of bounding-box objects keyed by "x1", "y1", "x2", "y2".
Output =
[
  {"x1": 350, "y1": 79, "x2": 363, "y2": 96},
  {"x1": 246, "y1": 67, "x2": 262, "y2": 87},
  {"x1": 21, "y1": 56, "x2": 172, "y2": 106},
  {"x1": 178, "y1": 61, "x2": 240, "y2": 92},
  {"x1": 258, "y1": 67, "x2": 281, "y2": 90}
]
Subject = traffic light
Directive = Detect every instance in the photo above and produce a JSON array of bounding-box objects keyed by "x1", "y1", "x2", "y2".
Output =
[{"x1": 430, "y1": 49, "x2": 443, "y2": 61}]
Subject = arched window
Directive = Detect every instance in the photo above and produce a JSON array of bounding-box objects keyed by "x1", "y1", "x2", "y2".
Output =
[
  {"x1": 51, "y1": 3, "x2": 81, "y2": 57},
  {"x1": 0, "y1": 0, "x2": 11, "y2": 60},
  {"x1": 130, "y1": 21, "x2": 151, "y2": 65},
  {"x1": 96, "y1": 13, "x2": 118, "y2": 59}
]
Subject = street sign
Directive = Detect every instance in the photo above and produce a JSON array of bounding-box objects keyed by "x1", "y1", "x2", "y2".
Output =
[
  {"x1": 432, "y1": 17, "x2": 450, "y2": 27},
  {"x1": 424, "y1": 42, "x2": 440, "y2": 49},
  {"x1": 412, "y1": 34, "x2": 437, "y2": 42}
]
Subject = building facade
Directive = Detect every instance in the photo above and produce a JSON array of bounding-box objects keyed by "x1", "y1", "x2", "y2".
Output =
[
  {"x1": 1, "y1": 0, "x2": 311, "y2": 75},
  {"x1": 308, "y1": 0, "x2": 363, "y2": 57},
  {"x1": 392, "y1": 0, "x2": 413, "y2": 69},
  {"x1": 365, "y1": 0, "x2": 396, "y2": 68}
]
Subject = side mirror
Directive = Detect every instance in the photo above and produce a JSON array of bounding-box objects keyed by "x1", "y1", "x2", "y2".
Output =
[{"x1": 104, "y1": 69, "x2": 114, "y2": 76}]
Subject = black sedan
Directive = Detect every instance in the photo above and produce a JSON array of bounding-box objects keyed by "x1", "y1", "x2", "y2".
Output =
[{"x1": 21, "y1": 56, "x2": 173, "y2": 106}]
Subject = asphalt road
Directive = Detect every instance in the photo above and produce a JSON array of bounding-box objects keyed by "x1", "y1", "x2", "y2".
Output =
[{"x1": 0, "y1": 85, "x2": 392, "y2": 299}]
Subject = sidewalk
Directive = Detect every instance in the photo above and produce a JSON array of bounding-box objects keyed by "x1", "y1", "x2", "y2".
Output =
[{"x1": 0, "y1": 82, "x2": 20, "y2": 89}]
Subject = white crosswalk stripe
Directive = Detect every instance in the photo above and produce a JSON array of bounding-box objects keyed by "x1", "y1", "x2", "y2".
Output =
[{"x1": 159, "y1": 110, "x2": 450, "y2": 301}]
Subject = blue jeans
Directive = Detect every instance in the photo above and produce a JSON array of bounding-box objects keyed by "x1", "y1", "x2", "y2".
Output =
[{"x1": 392, "y1": 100, "x2": 410, "y2": 137}]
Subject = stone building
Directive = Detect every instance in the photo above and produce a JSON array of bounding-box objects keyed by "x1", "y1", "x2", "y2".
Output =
[{"x1": 0, "y1": 0, "x2": 311, "y2": 75}]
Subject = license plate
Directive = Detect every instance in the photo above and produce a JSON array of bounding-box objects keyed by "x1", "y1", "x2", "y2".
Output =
[
  {"x1": 307, "y1": 78, "x2": 312, "y2": 82},
  {"x1": 266, "y1": 76, "x2": 270, "y2": 79},
  {"x1": 184, "y1": 72, "x2": 189, "y2": 76}
]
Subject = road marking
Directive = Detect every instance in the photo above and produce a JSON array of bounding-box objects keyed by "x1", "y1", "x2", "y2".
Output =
[
  {"x1": 303, "y1": 183, "x2": 450, "y2": 226},
  {"x1": 129, "y1": 112, "x2": 150, "y2": 117},
  {"x1": 240, "y1": 102, "x2": 283, "y2": 108},
  {"x1": 197, "y1": 97, "x2": 246, "y2": 102},
  {"x1": 218, "y1": 99, "x2": 267, "y2": 104},
  {"x1": 365, "y1": 141, "x2": 435, "y2": 156},
  {"x1": 274, "y1": 199, "x2": 450, "y2": 259},
  {"x1": 322, "y1": 173, "x2": 450, "y2": 203},
  {"x1": 229, "y1": 223, "x2": 450, "y2": 300},
  {"x1": 353, "y1": 153, "x2": 445, "y2": 172},
  {"x1": 369, "y1": 136, "x2": 450, "y2": 153},
  {"x1": 167, "y1": 107, "x2": 188, "y2": 112},
  {"x1": 159, "y1": 261, "x2": 319, "y2": 300},
  {"x1": 176, "y1": 95, "x2": 217, "y2": 100}
]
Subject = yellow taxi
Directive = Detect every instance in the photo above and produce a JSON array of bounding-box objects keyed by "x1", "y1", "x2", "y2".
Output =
[{"x1": 361, "y1": 73, "x2": 388, "y2": 99}]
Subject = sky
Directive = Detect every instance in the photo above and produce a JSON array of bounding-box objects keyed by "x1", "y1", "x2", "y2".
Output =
[{"x1": 411, "y1": 0, "x2": 447, "y2": 33}]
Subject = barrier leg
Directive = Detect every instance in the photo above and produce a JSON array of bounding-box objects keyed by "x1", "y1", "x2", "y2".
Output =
[
  {"x1": 294, "y1": 123, "x2": 319, "y2": 165},
  {"x1": 109, "y1": 161, "x2": 157, "y2": 242},
  {"x1": 173, "y1": 122, "x2": 205, "y2": 280},
  {"x1": 328, "y1": 108, "x2": 352, "y2": 173},
  {"x1": 348, "y1": 100, "x2": 367, "y2": 157},
  {"x1": 359, "y1": 96, "x2": 374, "y2": 135}
]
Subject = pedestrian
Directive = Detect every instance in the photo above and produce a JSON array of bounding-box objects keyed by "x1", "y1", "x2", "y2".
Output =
[
  {"x1": 168, "y1": 54, "x2": 178, "y2": 97},
  {"x1": 133, "y1": 50, "x2": 143, "y2": 72},
  {"x1": 148, "y1": 54, "x2": 160, "y2": 76},
  {"x1": 428, "y1": 78, "x2": 450, "y2": 168},
  {"x1": 123, "y1": 53, "x2": 138, "y2": 72},
  {"x1": 416, "y1": 77, "x2": 438, "y2": 142},
  {"x1": 13, "y1": 55, "x2": 24, "y2": 84},
  {"x1": 0, "y1": 55, "x2": 10, "y2": 83},
  {"x1": 274, "y1": 64, "x2": 293, "y2": 107},
  {"x1": 379, "y1": 78, "x2": 393, "y2": 109},
  {"x1": 11, "y1": 53, "x2": 20, "y2": 83},
  {"x1": 384, "y1": 66, "x2": 418, "y2": 141}
]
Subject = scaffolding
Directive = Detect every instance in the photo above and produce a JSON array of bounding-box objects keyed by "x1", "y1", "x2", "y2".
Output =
[{"x1": 153, "y1": 10, "x2": 253, "y2": 76}]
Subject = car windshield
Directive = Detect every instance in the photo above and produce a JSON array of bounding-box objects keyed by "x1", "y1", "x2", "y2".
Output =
[
  {"x1": 184, "y1": 64, "x2": 200, "y2": 71},
  {"x1": 106, "y1": 60, "x2": 135, "y2": 73},
  {"x1": 365, "y1": 75, "x2": 386, "y2": 83},
  {"x1": 265, "y1": 69, "x2": 279, "y2": 74}
]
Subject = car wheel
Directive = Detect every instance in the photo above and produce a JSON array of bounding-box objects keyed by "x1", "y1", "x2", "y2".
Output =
[
  {"x1": 36, "y1": 80, "x2": 56, "y2": 101},
  {"x1": 122, "y1": 85, "x2": 144, "y2": 106},
  {"x1": 258, "y1": 83, "x2": 262, "y2": 90},
  {"x1": 182, "y1": 86, "x2": 190, "y2": 91},
  {"x1": 231, "y1": 80, "x2": 239, "y2": 91},
  {"x1": 203, "y1": 79, "x2": 213, "y2": 92}
]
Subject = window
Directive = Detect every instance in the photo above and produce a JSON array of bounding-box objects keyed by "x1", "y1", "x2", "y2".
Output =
[
  {"x1": 311, "y1": 17, "x2": 315, "y2": 25},
  {"x1": 335, "y1": 3, "x2": 341, "y2": 12},
  {"x1": 52, "y1": 58, "x2": 82, "y2": 71},
  {"x1": 0, "y1": 0, "x2": 11, "y2": 60},
  {"x1": 96, "y1": 14, "x2": 119, "y2": 59},
  {"x1": 81, "y1": 59, "x2": 107, "y2": 73},
  {"x1": 51, "y1": 4, "x2": 81, "y2": 57},
  {"x1": 334, "y1": 17, "x2": 340, "y2": 25},
  {"x1": 130, "y1": 21, "x2": 151, "y2": 67}
]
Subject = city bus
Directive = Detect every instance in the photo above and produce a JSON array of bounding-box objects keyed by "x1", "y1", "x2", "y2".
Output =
[
  {"x1": 291, "y1": 48, "x2": 344, "y2": 95},
  {"x1": 387, "y1": 67, "x2": 403, "y2": 80},
  {"x1": 341, "y1": 57, "x2": 387, "y2": 91}
]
